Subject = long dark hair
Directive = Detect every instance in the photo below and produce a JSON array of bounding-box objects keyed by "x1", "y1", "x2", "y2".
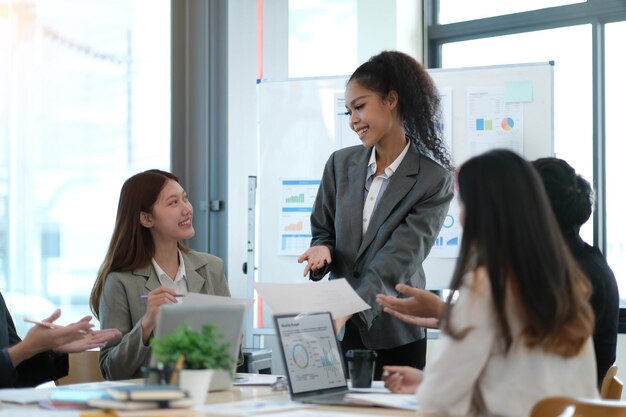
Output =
[
  {"x1": 89, "y1": 169, "x2": 189, "y2": 318},
  {"x1": 442, "y1": 150, "x2": 593, "y2": 356},
  {"x1": 348, "y1": 50, "x2": 452, "y2": 171}
]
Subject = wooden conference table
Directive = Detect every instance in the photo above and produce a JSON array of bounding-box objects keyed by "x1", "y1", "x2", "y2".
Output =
[{"x1": 0, "y1": 381, "x2": 455, "y2": 417}]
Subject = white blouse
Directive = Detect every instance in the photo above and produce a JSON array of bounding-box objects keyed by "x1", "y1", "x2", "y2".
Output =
[{"x1": 416, "y1": 267, "x2": 599, "y2": 417}]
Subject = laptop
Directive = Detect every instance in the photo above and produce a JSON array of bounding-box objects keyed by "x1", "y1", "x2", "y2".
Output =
[
  {"x1": 153, "y1": 303, "x2": 245, "y2": 391},
  {"x1": 274, "y1": 311, "x2": 373, "y2": 406}
]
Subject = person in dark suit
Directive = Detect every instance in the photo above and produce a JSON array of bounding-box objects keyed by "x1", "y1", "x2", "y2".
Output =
[
  {"x1": 0, "y1": 291, "x2": 120, "y2": 388},
  {"x1": 298, "y1": 50, "x2": 454, "y2": 378},
  {"x1": 533, "y1": 157, "x2": 619, "y2": 387}
]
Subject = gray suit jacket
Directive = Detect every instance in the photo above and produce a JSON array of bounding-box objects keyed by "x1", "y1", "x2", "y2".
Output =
[
  {"x1": 98, "y1": 250, "x2": 231, "y2": 380},
  {"x1": 310, "y1": 144, "x2": 453, "y2": 349}
]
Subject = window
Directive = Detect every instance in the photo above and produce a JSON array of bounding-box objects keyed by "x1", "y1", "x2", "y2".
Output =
[
  {"x1": 0, "y1": 0, "x2": 171, "y2": 335},
  {"x1": 438, "y1": 0, "x2": 585, "y2": 24},
  {"x1": 429, "y1": 1, "x2": 626, "y2": 304},
  {"x1": 262, "y1": 0, "x2": 421, "y2": 79},
  {"x1": 605, "y1": 21, "x2": 626, "y2": 299},
  {"x1": 440, "y1": 25, "x2": 593, "y2": 241}
]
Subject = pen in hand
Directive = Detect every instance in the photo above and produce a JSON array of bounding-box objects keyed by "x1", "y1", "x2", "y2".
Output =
[
  {"x1": 140, "y1": 294, "x2": 185, "y2": 300},
  {"x1": 23, "y1": 318, "x2": 88, "y2": 335}
]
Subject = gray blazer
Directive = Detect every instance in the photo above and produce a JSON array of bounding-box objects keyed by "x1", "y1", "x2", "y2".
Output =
[
  {"x1": 310, "y1": 144, "x2": 453, "y2": 349},
  {"x1": 98, "y1": 250, "x2": 231, "y2": 380}
]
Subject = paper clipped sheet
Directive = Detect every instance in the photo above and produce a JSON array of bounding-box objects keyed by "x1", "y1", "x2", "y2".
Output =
[
  {"x1": 254, "y1": 278, "x2": 370, "y2": 318},
  {"x1": 183, "y1": 293, "x2": 254, "y2": 313}
]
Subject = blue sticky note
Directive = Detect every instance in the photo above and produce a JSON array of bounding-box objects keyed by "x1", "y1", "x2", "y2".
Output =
[{"x1": 504, "y1": 80, "x2": 533, "y2": 103}]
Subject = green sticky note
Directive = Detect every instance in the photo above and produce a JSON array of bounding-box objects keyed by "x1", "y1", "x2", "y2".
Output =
[{"x1": 504, "y1": 80, "x2": 533, "y2": 103}]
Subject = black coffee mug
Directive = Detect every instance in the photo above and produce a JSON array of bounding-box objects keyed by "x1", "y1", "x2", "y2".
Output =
[{"x1": 345, "y1": 349, "x2": 377, "y2": 388}]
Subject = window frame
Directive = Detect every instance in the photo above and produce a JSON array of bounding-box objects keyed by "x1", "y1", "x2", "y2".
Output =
[{"x1": 425, "y1": 0, "x2": 626, "y2": 328}]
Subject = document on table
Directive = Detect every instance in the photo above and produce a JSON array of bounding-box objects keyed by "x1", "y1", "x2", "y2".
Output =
[
  {"x1": 254, "y1": 278, "x2": 370, "y2": 318},
  {"x1": 257, "y1": 410, "x2": 386, "y2": 417},
  {"x1": 344, "y1": 393, "x2": 418, "y2": 410},
  {"x1": 0, "y1": 387, "x2": 52, "y2": 404},
  {"x1": 233, "y1": 373, "x2": 285, "y2": 386},
  {"x1": 0, "y1": 410, "x2": 80, "y2": 417},
  {"x1": 196, "y1": 398, "x2": 310, "y2": 415},
  {"x1": 183, "y1": 293, "x2": 254, "y2": 313}
]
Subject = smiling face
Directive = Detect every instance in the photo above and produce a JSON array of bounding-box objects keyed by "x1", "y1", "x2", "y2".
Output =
[
  {"x1": 344, "y1": 80, "x2": 400, "y2": 148},
  {"x1": 140, "y1": 179, "x2": 194, "y2": 246}
]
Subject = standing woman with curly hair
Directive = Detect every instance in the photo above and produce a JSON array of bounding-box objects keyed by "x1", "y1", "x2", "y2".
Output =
[{"x1": 298, "y1": 51, "x2": 454, "y2": 377}]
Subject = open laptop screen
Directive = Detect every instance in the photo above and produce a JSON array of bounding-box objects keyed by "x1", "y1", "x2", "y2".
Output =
[{"x1": 275, "y1": 312, "x2": 347, "y2": 394}]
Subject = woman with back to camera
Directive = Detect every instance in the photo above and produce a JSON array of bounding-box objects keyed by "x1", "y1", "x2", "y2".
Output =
[
  {"x1": 533, "y1": 157, "x2": 619, "y2": 387},
  {"x1": 297, "y1": 50, "x2": 454, "y2": 378},
  {"x1": 89, "y1": 169, "x2": 231, "y2": 380},
  {"x1": 382, "y1": 150, "x2": 597, "y2": 417}
]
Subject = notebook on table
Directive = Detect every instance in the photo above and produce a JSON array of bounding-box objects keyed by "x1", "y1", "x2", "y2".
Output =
[
  {"x1": 152, "y1": 303, "x2": 245, "y2": 392},
  {"x1": 274, "y1": 311, "x2": 374, "y2": 407}
]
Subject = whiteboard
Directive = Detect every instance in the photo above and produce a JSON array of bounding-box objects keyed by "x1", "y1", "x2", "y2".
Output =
[{"x1": 256, "y1": 62, "x2": 554, "y2": 294}]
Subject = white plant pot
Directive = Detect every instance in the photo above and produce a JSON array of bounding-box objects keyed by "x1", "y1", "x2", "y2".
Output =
[{"x1": 179, "y1": 369, "x2": 214, "y2": 406}]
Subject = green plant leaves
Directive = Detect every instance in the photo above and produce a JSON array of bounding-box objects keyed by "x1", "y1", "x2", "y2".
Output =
[{"x1": 150, "y1": 323, "x2": 233, "y2": 371}]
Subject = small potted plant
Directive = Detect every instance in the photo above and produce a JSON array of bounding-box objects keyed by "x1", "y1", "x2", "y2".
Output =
[{"x1": 151, "y1": 323, "x2": 234, "y2": 405}]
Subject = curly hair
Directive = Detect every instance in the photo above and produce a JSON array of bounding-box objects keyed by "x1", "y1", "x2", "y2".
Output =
[
  {"x1": 348, "y1": 50, "x2": 453, "y2": 171},
  {"x1": 532, "y1": 157, "x2": 594, "y2": 237}
]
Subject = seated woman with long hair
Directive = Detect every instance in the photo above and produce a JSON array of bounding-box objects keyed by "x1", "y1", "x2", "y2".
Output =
[{"x1": 382, "y1": 150, "x2": 598, "y2": 417}]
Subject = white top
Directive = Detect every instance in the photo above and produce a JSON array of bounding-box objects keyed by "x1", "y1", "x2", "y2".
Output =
[
  {"x1": 417, "y1": 267, "x2": 598, "y2": 417},
  {"x1": 362, "y1": 141, "x2": 410, "y2": 236},
  {"x1": 151, "y1": 249, "x2": 189, "y2": 296}
]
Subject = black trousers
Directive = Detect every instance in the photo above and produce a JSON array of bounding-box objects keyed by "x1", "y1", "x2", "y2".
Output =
[{"x1": 340, "y1": 320, "x2": 426, "y2": 380}]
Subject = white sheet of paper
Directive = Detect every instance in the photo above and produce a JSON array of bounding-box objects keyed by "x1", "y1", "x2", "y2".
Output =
[
  {"x1": 0, "y1": 387, "x2": 52, "y2": 404},
  {"x1": 233, "y1": 373, "x2": 285, "y2": 386},
  {"x1": 256, "y1": 410, "x2": 374, "y2": 417},
  {"x1": 254, "y1": 278, "x2": 370, "y2": 318},
  {"x1": 0, "y1": 410, "x2": 80, "y2": 417},
  {"x1": 195, "y1": 398, "x2": 310, "y2": 415},
  {"x1": 183, "y1": 293, "x2": 254, "y2": 313},
  {"x1": 344, "y1": 393, "x2": 418, "y2": 410}
]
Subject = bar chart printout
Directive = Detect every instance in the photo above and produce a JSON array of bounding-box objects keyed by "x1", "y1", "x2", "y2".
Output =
[{"x1": 279, "y1": 179, "x2": 321, "y2": 255}]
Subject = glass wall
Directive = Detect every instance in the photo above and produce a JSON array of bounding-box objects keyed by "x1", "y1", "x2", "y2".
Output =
[
  {"x1": 0, "y1": 0, "x2": 171, "y2": 335},
  {"x1": 605, "y1": 21, "x2": 626, "y2": 299},
  {"x1": 429, "y1": 0, "x2": 626, "y2": 304},
  {"x1": 438, "y1": 0, "x2": 585, "y2": 24}
]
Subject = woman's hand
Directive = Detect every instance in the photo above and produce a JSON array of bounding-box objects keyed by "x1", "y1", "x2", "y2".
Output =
[
  {"x1": 55, "y1": 328, "x2": 122, "y2": 354},
  {"x1": 382, "y1": 366, "x2": 423, "y2": 394},
  {"x1": 140, "y1": 287, "x2": 180, "y2": 344},
  {"x1": 376, "y1": 284, "x2": 444, "y2": 328},
  {"x1": 297, "y1": 246, "x2": 332, "y2": 276},
  {"x1": 9, "y1": 310, "x2": 94, "y2": 366}
]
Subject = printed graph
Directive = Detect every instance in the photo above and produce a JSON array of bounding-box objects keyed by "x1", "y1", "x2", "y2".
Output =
[
  {"x1": 320, "y1": 339, "x2": 342, "y2": 379},
  {"x1": 475, "y1": 118, "x2": 493, "y2": 131},
  {"x1": 284, "y1": 221, "x2": 304, "y2": 231},
  {"x1": 501, "y1": 117, "x2": 515, "y2": 131},
  {"x1": 285, "y1": 193, "x2": 305, "y2": 203},
  {"x1": 292, "y1": 343, "x2": 309, "y2": 369}
]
